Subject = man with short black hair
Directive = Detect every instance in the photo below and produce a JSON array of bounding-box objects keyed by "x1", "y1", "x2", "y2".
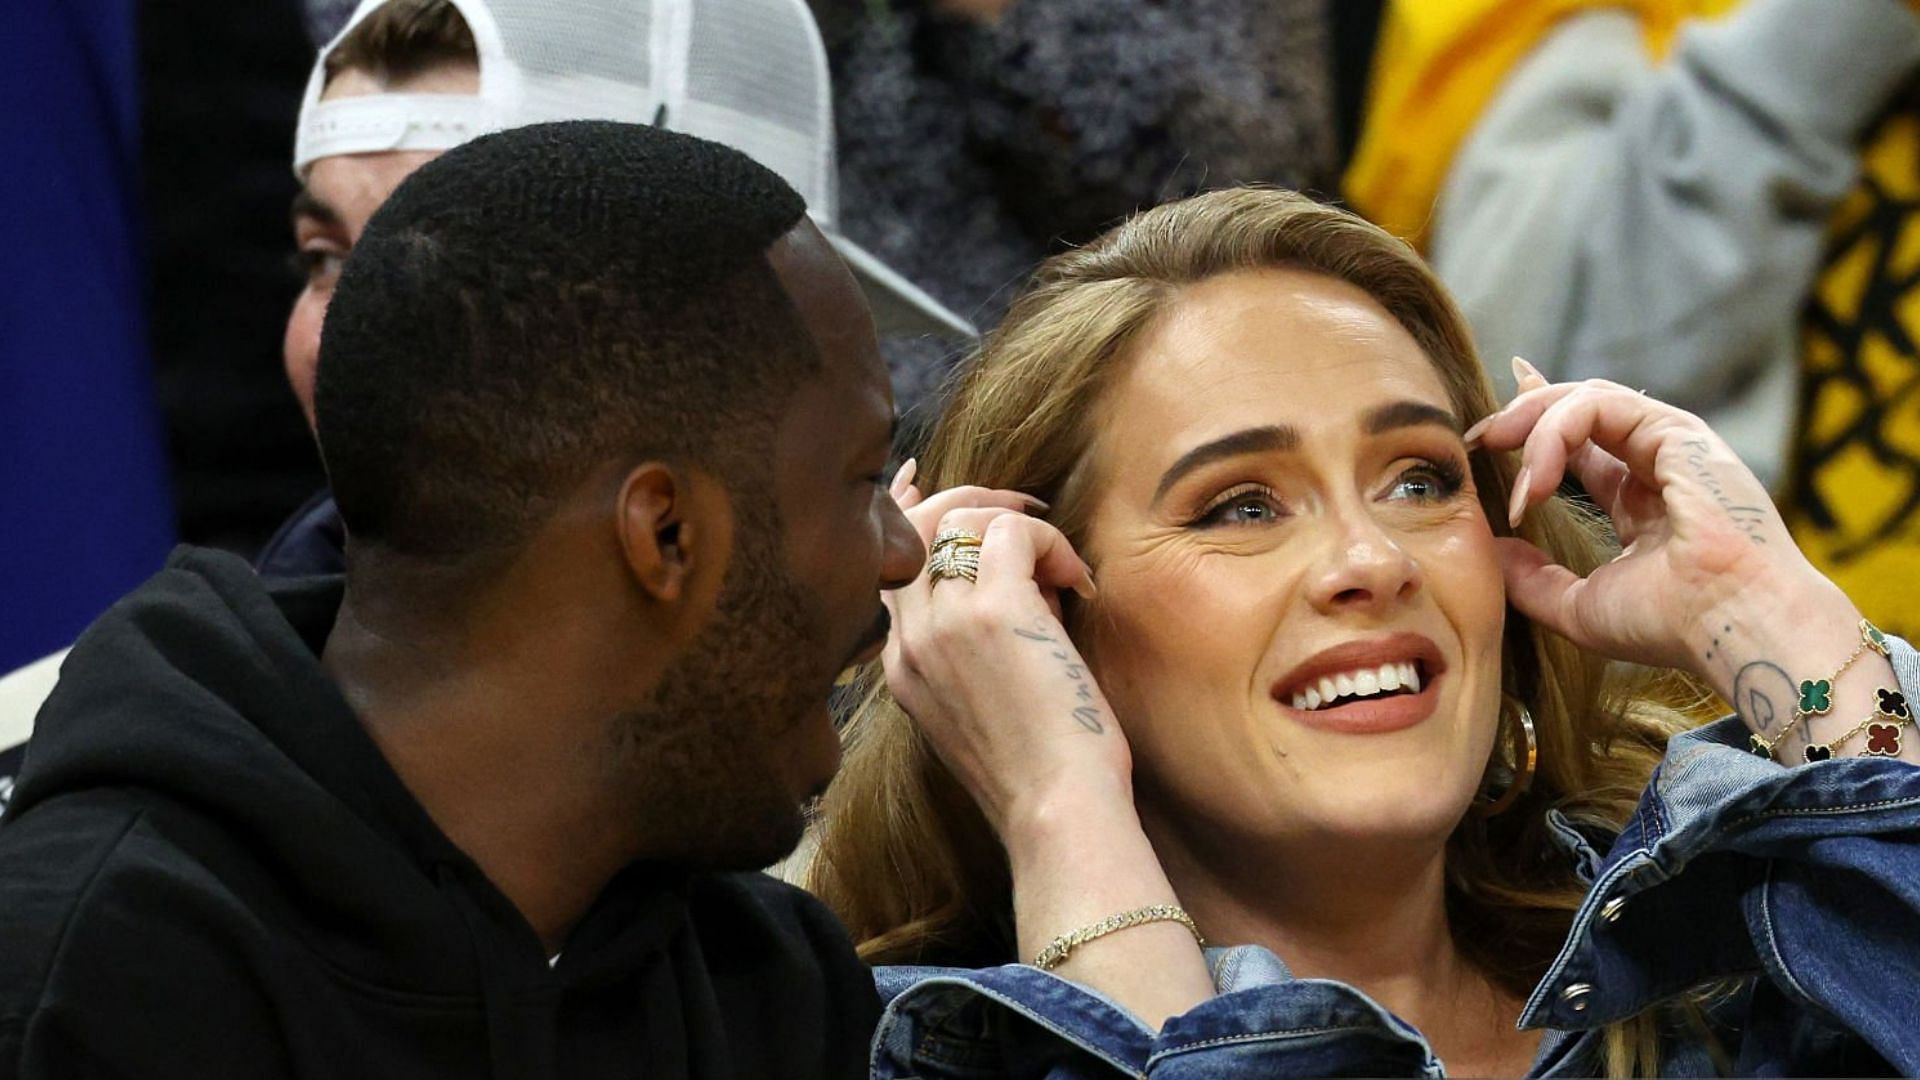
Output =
[{"x1": 0, "y1": 120, "x2": 924, "y2": 1078}]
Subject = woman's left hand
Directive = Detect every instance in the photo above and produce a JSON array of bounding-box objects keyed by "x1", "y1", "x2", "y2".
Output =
[{"x1": 1469, "y1": 367, "x2": 1853, "y2": 686}]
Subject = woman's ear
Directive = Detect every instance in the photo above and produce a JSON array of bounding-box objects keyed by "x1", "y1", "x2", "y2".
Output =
[{"x1": 617, "y1": 462, "x2": 718, "y2": 606}]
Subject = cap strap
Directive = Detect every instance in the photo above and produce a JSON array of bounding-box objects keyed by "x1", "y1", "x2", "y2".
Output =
[{"x1": 294, "y1": 94, "x2": 498, "y2": 175}]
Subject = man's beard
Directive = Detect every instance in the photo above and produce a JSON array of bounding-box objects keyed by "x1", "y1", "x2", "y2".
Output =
[{"x1": 606, "y1": 516, "x2": 833, "y2": 871}]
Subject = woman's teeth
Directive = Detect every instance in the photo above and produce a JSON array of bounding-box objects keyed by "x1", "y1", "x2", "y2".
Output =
[{"x1": 1290, "y1": 662, "x2": 1421, "y2": 711}]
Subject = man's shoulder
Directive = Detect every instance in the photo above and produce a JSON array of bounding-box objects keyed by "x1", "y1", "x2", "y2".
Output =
[
  {"x1": 678, "y1": 871, "x2": 880, "y2": 1079},
  {"x1": 0, "y1": 791, "x2": 259, "y2": 993},
  {"x1": 0, "y1": 793, "x2": 295, "y2": 1075},
  {"x1": 687, "y1": 869, "x2": 864, "y2": 959},
  {"x1": 685, "y1": 870, "x2": 877, "y2": 1001},
  {"x1": 2, "y1": 789, "x2": 161, "y2": 918}
]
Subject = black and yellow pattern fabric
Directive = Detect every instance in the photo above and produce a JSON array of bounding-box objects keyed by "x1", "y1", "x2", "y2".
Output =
[
  {"x1": 1348, "y1": 0, "x2": 1920, "y2": 637},
  {"x1": 1786, "y1": 97, "x2": 1920, "y2": 639}
]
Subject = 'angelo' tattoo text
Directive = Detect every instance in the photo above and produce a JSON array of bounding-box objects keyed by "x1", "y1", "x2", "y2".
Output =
[{"x1": 1013, "y1": 622, "x2": 1106, "y2": 733}]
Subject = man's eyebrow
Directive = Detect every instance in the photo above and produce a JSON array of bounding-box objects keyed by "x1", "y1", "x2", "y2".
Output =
[
  {"x1": 1364, "y1": 400, "x2": 1461, "y2": 435},
  {"x1": 1153, "y1": 425, "x2": 1299, "y2": 505},
  {"x1": 290, "y1": 188, "x2": 340, "y2": 228}
]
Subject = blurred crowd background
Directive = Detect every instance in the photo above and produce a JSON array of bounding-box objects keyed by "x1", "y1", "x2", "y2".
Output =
[{"x1": 7, "y1": 0, "x2": 1920, "y2": 675}]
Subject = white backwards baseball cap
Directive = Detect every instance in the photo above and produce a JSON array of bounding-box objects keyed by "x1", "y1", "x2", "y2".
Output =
[{"x1": 294, "y1": 0, "x2": 975, "y2": 340}]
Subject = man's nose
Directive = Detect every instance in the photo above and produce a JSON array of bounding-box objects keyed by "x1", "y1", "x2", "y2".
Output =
[{"x1": 878, "y1": 499, "x2": 926, "y2": 590}]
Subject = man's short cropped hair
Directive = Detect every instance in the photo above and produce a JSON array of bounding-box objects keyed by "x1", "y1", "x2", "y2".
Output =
[
  {"x1": 314, "y1": 120, "x2": 816, "y2": 561},
  {"x1": 323, "y1": 0, "x2": 476, "y2": 86}
]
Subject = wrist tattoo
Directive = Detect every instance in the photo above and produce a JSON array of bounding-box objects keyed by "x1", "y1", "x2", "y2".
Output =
[
  {"x1": 1013, "y1": 621, "x2": 1106, "y2": 733},
  {"x1": 1732, "y1": 659, "x2": 1795, "y2": 737}
]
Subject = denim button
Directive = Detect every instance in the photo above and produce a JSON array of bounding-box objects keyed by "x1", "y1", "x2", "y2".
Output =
[
  {"x1": 1561, "y1": 983, "x2": 1593, "y2": 1012},
  {"x1": 1599, "y1": 896, "x2": 1628, "y2": 923}
]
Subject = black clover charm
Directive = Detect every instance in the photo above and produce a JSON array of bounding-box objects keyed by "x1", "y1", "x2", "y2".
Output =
[
  {"x1": 1804, "y1": 743, "x2": 1834, "y2": 763},
  {"x1": 1877, "y1": 688, "x2": 1909, "y2": 719}
]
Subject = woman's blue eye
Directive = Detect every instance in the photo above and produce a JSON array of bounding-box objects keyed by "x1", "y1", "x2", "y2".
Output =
[
  {"x1": 1195, "y1": 487, "x2": 1283, "y2": 527},
  {"x1": 1387, "y1": 461, "x2": 1465, "y2": 503}
]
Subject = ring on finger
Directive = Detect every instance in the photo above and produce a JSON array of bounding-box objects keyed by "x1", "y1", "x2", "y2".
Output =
[
  {"x1": 931, "y1": 527, "x2": 987, "y2": 553},
  {"x1": 927, "y1": 544, "x2": 982, "y2": 585}
]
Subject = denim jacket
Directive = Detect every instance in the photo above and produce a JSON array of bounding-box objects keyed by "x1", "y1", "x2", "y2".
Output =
[{"x1": 870, "y1": 638, "x2": 1920, "y2": 1077}]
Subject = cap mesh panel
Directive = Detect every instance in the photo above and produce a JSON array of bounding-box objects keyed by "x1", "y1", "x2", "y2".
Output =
[{"x1": 684, "y1": 0, "x2": 831, "y2": 215}]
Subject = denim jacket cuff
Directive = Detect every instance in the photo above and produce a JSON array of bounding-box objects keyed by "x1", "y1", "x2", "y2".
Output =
[
  {"x1": 871, "y1": 964, "x2": 1151, "y2": 1078},
  {"x1": 871, "y1": 951, "x2": 1447, "y2": 1078},
  {"x1": 1524, "y1": 637, "x2": 1920, "y2": 1066}
]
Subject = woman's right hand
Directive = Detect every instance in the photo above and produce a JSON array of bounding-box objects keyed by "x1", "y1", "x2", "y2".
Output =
[
  {"x1": 882, "y1": 467, "x2": 1132, "y2": 837},
  {"x1": 883, "y1": 466, "x2": 1214, "y2": 1023}
]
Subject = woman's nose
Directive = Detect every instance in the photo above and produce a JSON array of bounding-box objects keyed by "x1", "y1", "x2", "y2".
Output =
[{"x1": 1304, "y1": 507, "x2": 1423, "y2": 615}]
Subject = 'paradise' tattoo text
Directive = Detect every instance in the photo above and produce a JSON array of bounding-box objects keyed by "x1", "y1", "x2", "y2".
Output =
[{"x1": 1681, "y1": 439, "x2": 1768, "y2": 545}]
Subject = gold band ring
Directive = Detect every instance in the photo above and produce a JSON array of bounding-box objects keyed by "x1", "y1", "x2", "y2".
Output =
[
  {"x1": 931, "y1": 527, "x2": 986, "y2": 551},
  {"x1": 927, "y1": 543, "x2": 982, "y2": 585}
]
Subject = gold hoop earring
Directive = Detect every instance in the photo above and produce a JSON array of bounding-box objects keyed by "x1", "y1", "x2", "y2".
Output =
[{"x1": 1473, "y1": 700, "x2": 1537, "y2": 818}]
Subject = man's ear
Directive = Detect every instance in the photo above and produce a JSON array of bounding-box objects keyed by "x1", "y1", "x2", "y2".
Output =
[{"x1": 616, "y1": 462, "x2": 718, "y2": 605}]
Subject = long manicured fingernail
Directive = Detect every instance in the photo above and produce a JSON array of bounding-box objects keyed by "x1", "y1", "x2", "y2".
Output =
[
  {"x1": 1507, "y1": 466, "x2": 1532, "y2": 528},
  {"x1": 890, "y1": 458, "x2": 918, "y2": 498},
  {"x1": 1073, "y1": 561, "x2": 1098, "y2": 600},
  {"x1": 1022, "y1": 493, "x2": 1052, "y2": 513},
  {"x1": 1462, "y1": 415, "x2": 1493, "y2": 449},
  {"x1": 1511, "y1": 356, "x2": 1545, "y2": 386}
]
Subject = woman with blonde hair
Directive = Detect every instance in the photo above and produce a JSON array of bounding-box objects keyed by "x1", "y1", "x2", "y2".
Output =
[{"x1": 805, "y1": 188, "x2": 1920, "y2": 1076}]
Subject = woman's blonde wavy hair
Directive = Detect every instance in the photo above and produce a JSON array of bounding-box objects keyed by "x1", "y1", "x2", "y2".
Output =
[{"x1": 806, "y1": 189, "x2": 1705, "y2": 1076}]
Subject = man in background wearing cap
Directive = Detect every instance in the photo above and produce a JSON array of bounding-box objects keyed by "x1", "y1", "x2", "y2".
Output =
[
  {"x1": 0, "y1": 119, "x2": 929, "y2": 1077},
  {"x1": 260, "y1": 0, "x2": 973, "y2": 578}
]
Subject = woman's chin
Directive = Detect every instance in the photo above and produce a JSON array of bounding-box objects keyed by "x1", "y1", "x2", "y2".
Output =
[{"x1": 1275, "y1": 769, "x2": 1477, "y2": 847}]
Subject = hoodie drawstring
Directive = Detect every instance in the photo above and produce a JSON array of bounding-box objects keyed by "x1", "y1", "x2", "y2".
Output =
[{"x1": 438, "y1": 861, "x2": 524, "y2": 1080}]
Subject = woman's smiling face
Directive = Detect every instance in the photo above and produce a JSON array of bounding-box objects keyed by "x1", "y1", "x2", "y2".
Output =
[{"x1": 1077, "y1": 267, "x2": 1507, "y2": 853}]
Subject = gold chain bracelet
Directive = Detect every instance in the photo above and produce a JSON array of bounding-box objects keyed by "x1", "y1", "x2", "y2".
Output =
[
  {"x1": 1032, "y1": 904, "x2": 1205, "y2": 972},
  {"x1": 1750, "y1": 619, "x2": 1890, "y2": 761},
  {"x1": 1800, "y1": 684, "x2": 1912, "y2": 761}
]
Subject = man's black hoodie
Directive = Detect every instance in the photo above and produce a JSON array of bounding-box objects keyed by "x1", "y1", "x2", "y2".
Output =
[{"x1": 0, "y1": 548, "x2": 880, "y2": 1078}]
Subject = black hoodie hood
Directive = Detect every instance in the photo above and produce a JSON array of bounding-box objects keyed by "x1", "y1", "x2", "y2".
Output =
[
  {"x1": 13, "y1": 546, "x2": 559, "y2": 988},
  {"x1": 0, "y1": 547, "x2": 878, "y2": 1079}
]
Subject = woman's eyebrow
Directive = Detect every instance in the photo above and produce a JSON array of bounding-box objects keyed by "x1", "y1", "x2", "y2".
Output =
[
  {"x1": 1365, "y1": 400, "x2": 1461, "y2": 435},
  {"x1": 1150, "y1": 403, "x2": 1460, "y2": 507},
  {"x1": 1153, "y1": 425, "x2": 1298, "y2": 504}
]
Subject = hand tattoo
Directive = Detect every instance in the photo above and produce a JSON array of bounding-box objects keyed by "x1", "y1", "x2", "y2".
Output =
[
  {"x1": 1014, "y1": 622, "x2": 1106, "y2": 733},
  {"x1": 1680, "y1": 439, "x2": 1769, "y2": 545}
]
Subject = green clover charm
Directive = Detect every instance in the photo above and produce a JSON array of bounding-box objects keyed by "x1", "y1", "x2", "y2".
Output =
[
  {"x1": 1865, "y1": 621, "x2": 1890, "y2": 658},
  {"x1": 1799, "y1": 678, "x2": 1834, "y2": 715}
]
